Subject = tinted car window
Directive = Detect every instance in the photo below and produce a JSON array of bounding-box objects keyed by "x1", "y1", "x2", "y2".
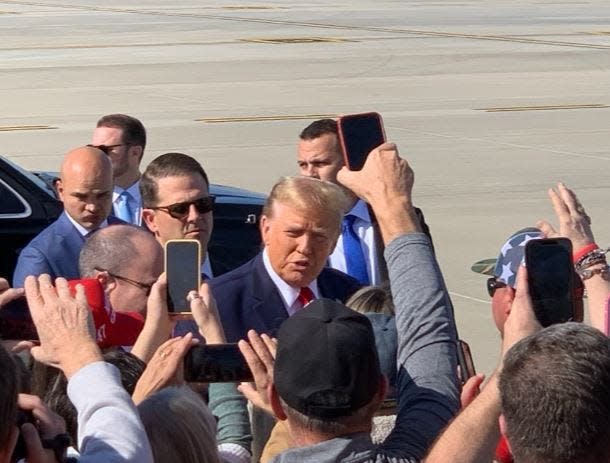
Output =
[{"x1": 0, "y1": 180, "x2": 28, "y2": 215}]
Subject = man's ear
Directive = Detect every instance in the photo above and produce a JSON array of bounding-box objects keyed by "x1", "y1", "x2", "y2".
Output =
[
  {"x1": 95, "y1": 271, "x2": 115, "y2": 292},
  {"x1": 142, "y1": 209, "x2": 158, "y2": 234},
  {"x1": 260, "y1": 214, "x2": 271, "y2": 247},
  {"x1": 130, "y1": 145, "x2": 144, "y2": 164},
  {"x1": 270, "y1": 384, "x2": 287, "y2": 421},
  {"x1": 504, "y1": 287, "x2": 516, "y2": 317},
  {"x1": 56, "y1": 178, "x2": 64, "y2": 202},
  {"x1": 499, "y1": 414, "x2": 512, "y2": 453}
]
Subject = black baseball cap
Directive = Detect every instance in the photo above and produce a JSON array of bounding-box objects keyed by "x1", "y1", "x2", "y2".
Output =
[{"x1": 274, "y1": 299, "x2": 382, "y2": 419}]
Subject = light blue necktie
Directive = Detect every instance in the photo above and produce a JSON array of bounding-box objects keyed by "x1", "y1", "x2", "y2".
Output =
[
  {"x1": 342, "y1": 214, "x2": 370, "y2": 285},
  {"x1": 115, "y1": 191, "x2": 132, "y2": 223}
]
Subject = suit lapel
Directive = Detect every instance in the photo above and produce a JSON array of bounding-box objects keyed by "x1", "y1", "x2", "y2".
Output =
[{"x1": 248, "y1": 254, "x2": 290, "y2": 336}]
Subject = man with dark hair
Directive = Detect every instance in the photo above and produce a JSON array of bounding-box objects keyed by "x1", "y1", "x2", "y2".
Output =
[
  {"x1": 239, "y1": 143, "x2": 459, "y2": 462},
  {"x1": 297, "y1": 118, "x2": 432, "y2": 285},
  {"x1": 13, "y1": 146, "x2": 116, "y2": 287},
  {"x1": 91, "y1": 114, "x2": 147, "y2": 225},
  {"x1": 141, "y1": 152, "x2": 214, "y2": 277},
  {"x1": 141, "y1": 152, "x2": 250, "y2": 462},
  {"x1": 500, "y1": 323, "x2": 610, "y2": 463}
]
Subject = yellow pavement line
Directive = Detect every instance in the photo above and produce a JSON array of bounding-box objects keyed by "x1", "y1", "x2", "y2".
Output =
[
  {"x1": 475, "y1": 104, "x2": 609, "y2": 112},
  {"x1": 0, "y1": 125, "x2": 57, "y2": 132},
  {"x1": 196, "y1": 114, "x2": 339, "y2": 124}
]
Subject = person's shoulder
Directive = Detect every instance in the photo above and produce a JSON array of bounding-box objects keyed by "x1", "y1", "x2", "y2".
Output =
[{"x1": 209, "y1": 254, "x2": 261, "y2": 289}]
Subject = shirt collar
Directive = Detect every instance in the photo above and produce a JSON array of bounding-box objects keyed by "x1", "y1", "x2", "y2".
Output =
[
  {"x1": 347, "y1": 199, "x2": 371, "y2": 222},
  {"x1": 65, "y1": 212, "x2": 108, "y2": 237},
  {"x1": 113, "y1": 179, "x2": 141, "y2": 203},
  {"x1": 262, "y1": 249, "x2": 319, "y2": 309}
]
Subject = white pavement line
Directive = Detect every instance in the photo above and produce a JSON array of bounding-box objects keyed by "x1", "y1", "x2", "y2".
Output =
[{"x1": 449, "y1": 291, "x2": 489, "y2": 305}]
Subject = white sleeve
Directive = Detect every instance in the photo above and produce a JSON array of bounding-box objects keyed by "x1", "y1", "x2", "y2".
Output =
[{"x1": 67, "y1": 361, "x2": 153, "y2": 463}]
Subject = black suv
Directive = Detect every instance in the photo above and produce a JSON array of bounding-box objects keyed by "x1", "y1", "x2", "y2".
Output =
[{"x1": 0, "y1": 156, "x2": 265, "y2": 281}]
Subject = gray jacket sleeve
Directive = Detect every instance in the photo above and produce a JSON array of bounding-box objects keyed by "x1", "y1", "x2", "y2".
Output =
[
  {"x1": 381, "y1": 233, "x2": 460, "y2": 459},
  {"x1": 67, "y1": 361, "x2": 154, "y2": 463},
  {"x1": 209, "y1": 383, "x2": 252, "y2": 454}
]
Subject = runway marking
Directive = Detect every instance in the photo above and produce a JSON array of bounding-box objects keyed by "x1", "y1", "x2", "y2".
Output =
[
  {"x1": 196, "y1": 114, "x2": 338, "y2": 124},
  {"x1": 0, "y1": 125, "x2": 57, "y2": 132},
  {"x1": 476, "y1": 103, "x2": 609, "y2": 112},
  {"x1": 1, "y1": 0, "x2": 609, "y2": 50},
  {"x1": 388, "y1": 125, "x2": 610, "y2": 162},
  {"x1": 241, "y1": 37, "x2": 354, "y2": 44},
  {"x1": 449, "y1": 291, "x2": 489, "y2": 305}
]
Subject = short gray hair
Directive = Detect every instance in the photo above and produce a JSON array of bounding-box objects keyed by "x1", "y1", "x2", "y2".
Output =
[
  {"x1": 138, "y1": 386, "x2": 220, "y2": 463},
  {"x1": 79, "y1": 224, "x2": 148, "y2": 276}
]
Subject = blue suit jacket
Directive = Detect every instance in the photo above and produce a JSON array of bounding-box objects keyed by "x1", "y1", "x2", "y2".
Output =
[
  {"x1": 209, "y1": 253, "x2": 362, "y2": 343},
  {"x1": 13, "y1": 212, "x2": 123, "y2": 288}
]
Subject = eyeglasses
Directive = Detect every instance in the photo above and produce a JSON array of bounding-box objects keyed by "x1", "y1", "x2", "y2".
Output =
[
  {"x1": 95, "y1": 267, "x2": 153, "y2": 296},
  {"x1": 150, "y1": 196, "x2": 215, "y2": 220},
  {"x1": 87, "y1": 143, "x2": 130, "y2": 155},
  {"x1": 486, "y1": 277, "x2": 507, "y2": 297}
]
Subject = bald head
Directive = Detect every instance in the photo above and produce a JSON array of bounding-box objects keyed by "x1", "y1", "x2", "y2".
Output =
[{"x1": 57, "y1": 146, "x2": 113, "y2": 231}]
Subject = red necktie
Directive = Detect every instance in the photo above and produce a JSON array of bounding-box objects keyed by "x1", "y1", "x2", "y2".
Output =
[{"x1": 297, "y1": 287, "x2": 315, "y2": 308}]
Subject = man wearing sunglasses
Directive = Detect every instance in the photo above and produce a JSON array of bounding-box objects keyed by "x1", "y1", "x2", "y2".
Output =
[
  {"x1": 141, "y1": 152, "x2": 215, "y2": 276},
  {"x1": 90, "y1": 114, "x2": 147, "y2": 225}
]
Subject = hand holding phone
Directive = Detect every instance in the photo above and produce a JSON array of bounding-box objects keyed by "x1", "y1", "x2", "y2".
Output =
[
  {"x1": 338, "y1": 112, "x2": 386, "y2": 171},
  {"x1": 525, "y1": 238, "x2": 576, "y2": 327},
  {"x1": 184, "y1": 343, "x2": 253, "y2": 383},
  {"x1": 165, "y1": 240, "x2": 201, "y2": 315}
]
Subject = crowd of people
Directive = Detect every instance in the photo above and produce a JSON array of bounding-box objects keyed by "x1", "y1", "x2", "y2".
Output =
[{"x1": 1, "y1": 113, "x2": 610, "y2": 463}]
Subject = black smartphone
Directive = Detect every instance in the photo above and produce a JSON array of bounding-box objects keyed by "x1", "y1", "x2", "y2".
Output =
[
  {"x1": 457, "y1": 339, "x2": 476, "y2": 384},
  {"x1": 0, "y1": 297, "x2": 38, "y2": 341},
  {"x1": 525, "y1": 238, "x2": 576, "y2": 327},
  {"x1": 11, "y1": 410, "x2": 35, "y2": 462},
  {"x1": 337, "y1": 112, "x2": 386, "y2": 171},
  {"x1": 165, "y1": 239, "x2": 201, "y2": 314},
  {"x1": 184, "y1": 344, "x2": 253, "y2": 383}
]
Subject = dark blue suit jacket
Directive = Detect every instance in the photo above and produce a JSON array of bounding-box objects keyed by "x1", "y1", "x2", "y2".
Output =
[
  {"x1": 210, "y1": 253, "x2": 362, "y2": 343},
  {"x1": 13, "y1": 212, "x2": 123, "y2": 288}
]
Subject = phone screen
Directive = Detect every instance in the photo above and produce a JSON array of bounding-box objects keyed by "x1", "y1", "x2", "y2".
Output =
[
  {"x1": 525, "y1": 238, "x2": 575, "y2": 327},
  {"x1": 184, "y1": 344, "x2": 253, "y2": 383},
  {"x1": 165, "y1": 240, "x2": 201, "y2": 313},
  {"x1": 0, "y1": 297, "x2": 37, "y2": 341},
  {"x1": 338, "y1": 112, "x2": 386, "y2": 171}
]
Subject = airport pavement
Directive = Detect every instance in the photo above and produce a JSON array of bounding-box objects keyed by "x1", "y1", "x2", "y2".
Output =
[{"x1": 1, "y1": 0, "x2": 609, "y2": 374}]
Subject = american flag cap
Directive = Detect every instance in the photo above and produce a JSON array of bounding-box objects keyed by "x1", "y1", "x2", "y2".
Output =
[{"x1": 493, "y1": 227, "x2": 544, "y2": 287}]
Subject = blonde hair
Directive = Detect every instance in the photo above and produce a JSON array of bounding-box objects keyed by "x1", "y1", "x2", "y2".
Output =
[
  {"x1": 263, "y1": 176, "x2": 349, "y2": 232},
  {"x1": 346, "y1": 283, "x2": 395, "y2": 316},
  {"x1": 138, "y1": 386, "x2": 220, "y2": 463}
]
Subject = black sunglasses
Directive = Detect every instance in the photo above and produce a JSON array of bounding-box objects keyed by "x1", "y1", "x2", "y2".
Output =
[
  {"x1": 87, "y1": 143, "x2": 130, "y2": 155},
  {"x1": 486, "y1": 277, "x2": 507, "y2": 297},
  {"x1": 95, "y1": 267, "x2": 153, "y2": 296},
  {"x1": 150, "y1": 196, "x2": 215, "y2": 220}
]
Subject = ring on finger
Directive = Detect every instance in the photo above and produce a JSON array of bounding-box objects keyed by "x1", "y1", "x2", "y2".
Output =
[
  {"x1": 160, "y1": 350, "x2": 169, "y2": 359},
  {"x1": 186, "y1": 292, "x2": 202, "y2": 303}
]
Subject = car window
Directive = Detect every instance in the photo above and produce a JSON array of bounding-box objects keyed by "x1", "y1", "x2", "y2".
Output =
[
  {"x1": 1, "y1": 156, "x2": 57, "y2": 199},
  {"x1": 0, "y1": 179, "x2": 31, "y2": 217}
]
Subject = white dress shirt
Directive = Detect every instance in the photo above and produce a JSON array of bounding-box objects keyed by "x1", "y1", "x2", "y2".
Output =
[
  {"x1": 262, "y1": 249, "x2": 319, "y2": 316},
  {"x1": 113, "y1": 180, "x2": 142, "y2": 226},
  {"x1": 65, "y1": 212, "x2": 108, "y2": 237},
  {"x1": 328, "y1": 199, "x2": 381, "y2": 285}
]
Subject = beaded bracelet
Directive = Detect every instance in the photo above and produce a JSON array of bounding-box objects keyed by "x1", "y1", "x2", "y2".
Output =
[
  {"x1": 575, "y1": 247, "x2": 609, "y2": 270},
  {"x1": 578, "y1": 265, "x2": 610, "y2": 281}
]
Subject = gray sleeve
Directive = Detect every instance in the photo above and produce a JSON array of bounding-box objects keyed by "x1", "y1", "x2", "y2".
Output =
[
  {"x1": 208, "y1": 381, "x2": 252, "y2": 454},
  {"x1": 67, "y1": 361, "x2": 153, "y2": 463},
  {"x1": 381, "y1": 233, "x2": 460, "y2": 459}
]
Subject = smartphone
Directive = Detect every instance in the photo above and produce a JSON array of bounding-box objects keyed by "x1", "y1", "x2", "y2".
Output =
[
  {"x1": 165, "y1": 239, "x2": 201, "y2": 314},
  {"x1": 184, "y1": 344, "x2": 253, "y2": 383},
  {"x1": 0, "y1": 297, "x2": 37, "y2": 341},
  {"x1": 456, "y1": 339, "x2": 476, "y2": 384},
  {"x1": 525, "y1": 238, "x2": 576, "y2": 327},
  {"x1": 337, "y1": 112, "x2": 386, "y2": 171},
  {"x1": 11, "y1": 410, "x2": 35, "y2": 462}
]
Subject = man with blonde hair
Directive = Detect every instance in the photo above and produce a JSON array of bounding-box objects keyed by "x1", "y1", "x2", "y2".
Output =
[{"x1": 210, "y1": 175, "x2": 361, "y2": 343}]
